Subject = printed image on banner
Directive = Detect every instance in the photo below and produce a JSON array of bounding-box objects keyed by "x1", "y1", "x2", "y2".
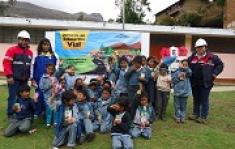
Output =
[{"x1": 55, "y1": 31, "x2": 141, "y2": 75}]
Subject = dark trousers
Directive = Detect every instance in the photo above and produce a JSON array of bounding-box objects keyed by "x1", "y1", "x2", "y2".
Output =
[
  {"x1": 7, "y1": 80, "x2": 27, "y2": 116},
  {"x1": 33, "y1": 88, "x2": 45, "y2": 116},
  {"x1": 127, "y1": 85, "x2": 139, "y2": 119},
  {"x1": 192, "y1": 86, "x2": 211, "y2": 119},
  {"x1": 146, "y1": 80, "x2": 157, "y2": 109},
  {"x1": 156, "y1": 90, "x2": 170, "y2": 119}
]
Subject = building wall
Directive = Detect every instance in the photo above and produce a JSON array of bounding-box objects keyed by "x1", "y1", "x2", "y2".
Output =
[
  {"x1": 150, "y1": 34, "x2": 185, "y2": 59},
  {"x1": 224, "y1": 0, "x2": 235, "y2": 29},
  {"x1": 149, "y1": 34, "x2": 235, "y2": 80}
]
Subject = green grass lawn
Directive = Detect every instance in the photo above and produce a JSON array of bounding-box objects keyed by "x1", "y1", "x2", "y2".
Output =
[{"x1": 0, "y1": 85, "x2": 234, "y2": 149}]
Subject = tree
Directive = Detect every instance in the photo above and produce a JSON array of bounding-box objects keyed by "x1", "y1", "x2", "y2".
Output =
[
  {"x1": 115, "y1": 0, "x2": 151, "y2": 24},
  {"x1": 0, "y1": 0, "x2": 17, "y2": 16}
]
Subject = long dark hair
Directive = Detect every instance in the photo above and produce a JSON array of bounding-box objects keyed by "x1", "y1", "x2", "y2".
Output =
[{"x1": 37, "y1": 38, "x2": 54, "y2": 55}]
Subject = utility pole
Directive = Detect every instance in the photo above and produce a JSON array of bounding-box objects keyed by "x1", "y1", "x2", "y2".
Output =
[{"x1": 122, "y1": 0, "x2": 125, "y2": 30}]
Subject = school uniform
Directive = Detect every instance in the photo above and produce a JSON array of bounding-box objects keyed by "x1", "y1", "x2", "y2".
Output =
[
  {"x1": 52, "y1": 103, "x2": 80, "y2": 148},
  {"x1": 93, "y1": 97, "x2": 113, "y2": 133},
  {"x1": 131, "y1": 105, "x2": 155, "y2": 139},
  {"x1": 4, "y1": 97, "x2": 35, "y2": 137},
  {"x1": 108, "y1": 107, "x2": 133, "y2": 149}
]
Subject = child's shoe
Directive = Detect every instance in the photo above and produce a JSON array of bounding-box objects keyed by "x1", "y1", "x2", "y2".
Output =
[
  {"x1": 86, "y1": 133, "x2": 95, "y2": 142},
  {"x1": 175, "y1": 118, "x2": 180, "y2": 124},
  {"x1": 46, "y1": 124, "x2": 51, "y2": 128},
  {"x1": 180, "y1": 118, "x2": 185, "y2": 123},
  {"x1": 196, "y1": 118, "x2": 208, "y2": 124}
]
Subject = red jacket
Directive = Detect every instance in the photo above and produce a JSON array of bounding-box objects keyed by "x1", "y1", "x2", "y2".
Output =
[{"x1": 3, "y1": 45, "x2": 33, "y2": 79}]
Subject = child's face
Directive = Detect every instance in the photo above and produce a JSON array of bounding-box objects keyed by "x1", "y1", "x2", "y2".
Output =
[
  {"x1": 68, "y1": 67, "x2": 76, "y2": 76},
  {"x1": 76, "y1": 79, "x2": 83, "y2": 86},
  {"x1": 102, "y1": 90, "x2": 111, "y2": 101},
  {"x1": 42, "y1": 41, "x2": 50, "y2": 52},
  {"x1": 60, "y1": 80, "x2": 65, "y2": 86},
  {"x1": 120, "y1": 60, "x2": 128, "y2": 69},
  {"x1": 46, "y1": 65, "x2": 55, "y2": 75},
  {"x1": 148, "y1": 59, "x2": 156, "y2": 68},
  {"x1": 90, "y1": 84, "x2": 96, "y2": 90},
  {"x1": 182, "y1": 61, "x2": 188, "y2": 68},
  {"x1": 103, "y1": 83, "x2": 111, "y2": 89},
  {"x1": 159, "y1": 70, "x2": 167, "y2": 76},
  {"x1": 77, "y1": 92, "x2": 86, "y2": 102},
  {"x1": 140, "y1": 97, "x2": 148, "y2": 106},
  {"x1": 20, "y1": 90, "x2": 30, "y2": 98},
  {"x1": 133, "y1": 62, "x2": 141, "y2": 70}
]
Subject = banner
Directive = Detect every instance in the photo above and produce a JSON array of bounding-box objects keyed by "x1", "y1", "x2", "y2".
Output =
[{"x1": 55, "y1": 31, "x2": 142, "y2": 74}]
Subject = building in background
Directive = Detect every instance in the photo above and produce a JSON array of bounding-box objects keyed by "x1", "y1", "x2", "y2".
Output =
[
  {"x1": 0, "y1": 17, "x2": 235, "y2": 84},
  {"x1": 224, "y1": 0, "x2": 235, "y2": 29}
]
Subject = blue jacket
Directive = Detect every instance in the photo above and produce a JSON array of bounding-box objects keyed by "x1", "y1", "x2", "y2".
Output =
[
  {"x1": 55, "y1": 103, "x2": 79, "y2": 137},
  {"x1": 125, "y1": 67, "x2": 148, "y2": 86},
  {"x1": 77, "y1": 101, "x2": 94, "y2": 120},
  {"x1": 110, "y1": 68, "x2": 128, "y2": 94},
  {"x1": 93, "y1": 97, "x2": 113, "y2": 125},
  {"x1": 133, "y1": 105, "x2": 155, "y2": 127},
  {"x1": 33, "y1": 55, "x2": 57, "y2": 84},
  {"x1": 14, "y1": 97, "x2": 35, "y2": 120},
  {"x1": 64, "y1": 73, "x2": 80, "y2": 90},
  {"x1": 188, "y1": 51, "x2": 224, "y2": 88},
  {"x1": 172, "y1": 68, "x2": 192, "y2": 97},
  {"x1": 39, "y1": 74, "x2": 58, "y2": 101}
]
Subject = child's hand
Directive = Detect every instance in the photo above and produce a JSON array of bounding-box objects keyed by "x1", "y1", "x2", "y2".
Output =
[
  {"x1": 141, "y1": 122, "x2": 146, "y2": 127},
  {"x1": 59, "y1": 59, "x2": 64, "y2": 65},
  {"x1": 33, "y1": 92, "x2": 39, "y2": 102},
  {"x1": 179, "y1": 72, "x2": 186, "y2": 80},
  {"x1": 138, "y1": 77, "x2": 145, "y2": 82},
  {"x1": 110, "y1": 104, "x2": 120, "y2": 111},
  {"x1": 66, "y1": 117, "x2": 75, "y2": 124},
  {"x1": 131, "y1": 65, "x2": 137, "y2": 71},
  {"x1": 13, "y1": 105, "x2": 21, "y2": 113},
  {"x1": 114, "y1": 119, "x2": 121, "y2": 125}
]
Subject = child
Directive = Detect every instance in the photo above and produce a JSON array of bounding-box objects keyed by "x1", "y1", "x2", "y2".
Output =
[
  {"x1": 108, "y1": 98, "x2": 133, "y2": 149},
  {"x1": 172, "y1": 59, "x2": 192, "y2": 123},
  {"x1": 64, "y1": 65, "x2": 80, "y2": 90},
  {"x1": 74, "y1": 78, "x2": 86, "y2": 91},
  {"x1": 93, "y1": 88, "x2": 113, "y2": 133},
  {"x1": 4, "y1": 85, "x2": 35, "y2": 137},
  {"x1": 33, "y1": 38, "x2": 57, "y2": 117},
  {"x1": 125, "y1": 55, "x2": 148, "y2": 118},
  {"x1": 110, "y1": 56, "x2": 129, "y2": 99},
  {"x1": 76, "y1": 90, "x2": 95, "y2": 142},
  {"x1": 156, "y1": 63, "x2": 172, "y2": 120},
  {"x1": 55, "y1": 78, "x2": 66, "y2": 107},
  {"x1": 39, "y1": 63, "x2": 58, "y2": 127},
  {"x1": 87, "y1": 79, "x2": 101, "y2": 102},
  {"x1": 146, "y1": 56, "x2": 159, "y2": 109},
  {"x1": 131, "y1": 93, "x2": 155, "y2": 139},
  {"x1": 52, "y1": 90, "x2": 80, "y2": 149}
]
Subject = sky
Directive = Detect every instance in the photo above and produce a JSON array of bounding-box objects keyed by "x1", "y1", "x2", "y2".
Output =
[{"x1": 1, "y1": 0, "x2": 179, "y2": 22}]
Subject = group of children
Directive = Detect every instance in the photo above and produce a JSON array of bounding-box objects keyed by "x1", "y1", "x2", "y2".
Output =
[{"x1": 4, "y1": 38, "x2": 193, "y2": 149}]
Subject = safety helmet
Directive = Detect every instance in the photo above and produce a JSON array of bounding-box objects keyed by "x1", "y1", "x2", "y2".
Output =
[
  {"x1": 17, "y1": 30, "x2": 30, "y2": 39},
  {"x1": 195, "y1": 38, "x2": 207, "y2": 48}
]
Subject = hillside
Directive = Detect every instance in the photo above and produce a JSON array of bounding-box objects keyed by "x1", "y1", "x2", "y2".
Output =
[{"x1": 0, "y1": 1, "x2": 103, "y2": 22}]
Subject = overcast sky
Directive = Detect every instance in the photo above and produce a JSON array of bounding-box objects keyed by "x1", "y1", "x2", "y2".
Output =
[{"x1": 1, "y1": 0, "x2": 179, "y2": 22}]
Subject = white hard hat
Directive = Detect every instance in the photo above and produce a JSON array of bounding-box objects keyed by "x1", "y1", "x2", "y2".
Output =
[
  {"x1": 195, "y1": 38, "x2": 207, "y2": 48},
  {"x1": 17, "y1": 30, "x2": 30, "y2": 39}
]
